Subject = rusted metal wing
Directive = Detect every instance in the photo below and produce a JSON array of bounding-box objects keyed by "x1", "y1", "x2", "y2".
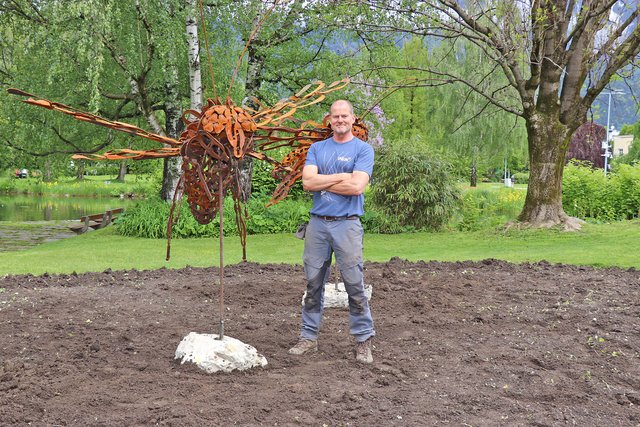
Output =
[
  {"x1": 252, "y1": 78, "x2": 350, "y2": 127},
  {"x1": 72, "y1": 147, "x2": 180, "y2": 161},
  {"x1": 7, "y1": 88, "x2": 181, "y2": 147}
]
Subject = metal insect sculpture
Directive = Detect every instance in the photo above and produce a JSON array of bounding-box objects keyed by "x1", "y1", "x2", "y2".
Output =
[{"x1": 8, "y1": 78, "x2": 351, "y2": 257}]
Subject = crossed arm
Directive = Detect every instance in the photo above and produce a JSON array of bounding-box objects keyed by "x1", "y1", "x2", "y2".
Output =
[{"x1": 301, "y1": 165, "x2": 370, "y2": 196}]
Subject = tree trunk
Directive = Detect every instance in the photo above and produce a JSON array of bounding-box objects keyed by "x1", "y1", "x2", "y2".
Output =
[
  {"x1": 234, "y1": 38, "x2": 265, "y2": 203},
  {"x1": 43, "y1": 159, "x2": 54, "y2": 182},
  {"x1": 160, "y1": 59, "x2": 183, "y2": 201},
  {"x1": 161, "y1": 0, "x2": 202, "y2": 203},
  {"x1": 470, "y1": 162, "x2": 477, "y2": 187},
  {"x1": 186, "y1": 0, "x2": 202, "y2": 110},
  {"x1": 162, "y1": 157, "x2": 182, "y2": 201},
  {"x1": 518, "y1": 116, "x2": 582, "y2": 230},
  {"x1": 129, "y1": 78, "x2": 165, "y2": 135},
  {"x1": 75, "y1": 161, "x2": 85, "y2": 181},
  {"x1": 469, "y1": 145, "x2": 479, "y2": 187},
  {"x1": 116, "y1": 160, "x2": 127, "y2": 182}
]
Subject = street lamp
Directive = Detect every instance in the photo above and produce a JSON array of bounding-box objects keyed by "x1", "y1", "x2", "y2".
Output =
[{"x1": 602, "y1": 89, "x2": 625, "y2": 176}]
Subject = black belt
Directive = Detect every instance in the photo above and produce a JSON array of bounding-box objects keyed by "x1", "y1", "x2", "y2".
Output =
[{"x1": 312, "y1": 214, "x2": 360, "y2": 221}]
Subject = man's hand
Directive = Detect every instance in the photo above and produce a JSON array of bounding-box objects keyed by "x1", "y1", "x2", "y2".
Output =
[
  {"x1": 302, "y1": 165, "x2": 369, "y2": 196},
  {"x1": 325, "y1": 170, "x2": 369, "y2": 196},
  {"x1": 302, "y1": 165, "x2": 351, "y2": 192}
]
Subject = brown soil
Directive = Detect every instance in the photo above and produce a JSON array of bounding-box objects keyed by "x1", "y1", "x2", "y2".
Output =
[{"x1": 1, "y1": 258, "x2": 639, "y2": 426}]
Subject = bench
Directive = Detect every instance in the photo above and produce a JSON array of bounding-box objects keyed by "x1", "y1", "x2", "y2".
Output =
[{"x1": 69, "y1": 208, "x2": 124, "y2": 234}]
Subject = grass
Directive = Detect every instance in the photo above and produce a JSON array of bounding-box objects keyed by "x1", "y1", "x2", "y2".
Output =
[
  {"x1": 460, "y1": 181, "x2": 528, "y2": 191},
  {"x1": 1, "y1": 220, "x2": 638, "y2": 276}
]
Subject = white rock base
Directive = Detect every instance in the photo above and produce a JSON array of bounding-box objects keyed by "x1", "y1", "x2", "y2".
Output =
[
  {"x1": 175, "y1": 332, "x2": 267, "y2": 373},
  {"x1": 302, "y1": 282, "x2": 373, "y2": 309}
]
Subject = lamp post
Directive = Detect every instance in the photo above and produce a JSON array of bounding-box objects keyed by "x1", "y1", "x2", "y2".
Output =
[
  {"x1": 603, "y1": 126, "x2": 612, "y2": 176},
  {"x1": 602, "y1": 89, "x2": 625, "y2": 176}
]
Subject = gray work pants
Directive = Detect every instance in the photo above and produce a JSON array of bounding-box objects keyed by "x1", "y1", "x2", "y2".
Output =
[{"x1": 299, "y1": 216, "x2": 375, "y2": 342}]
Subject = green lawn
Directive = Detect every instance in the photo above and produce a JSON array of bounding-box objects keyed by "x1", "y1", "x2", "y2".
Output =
[{"x1": 1, "y1": 220, "x2": 638, "y2": 276}]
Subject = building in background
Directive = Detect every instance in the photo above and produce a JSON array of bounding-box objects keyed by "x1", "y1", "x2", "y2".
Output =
[{"x1": 612, "y1": 134, "x2": 634, "y2": 157}]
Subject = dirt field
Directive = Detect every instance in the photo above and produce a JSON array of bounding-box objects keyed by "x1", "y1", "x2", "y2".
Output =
[{"x1": 1, "y1": 258, "x2": 639, "y2": 426}]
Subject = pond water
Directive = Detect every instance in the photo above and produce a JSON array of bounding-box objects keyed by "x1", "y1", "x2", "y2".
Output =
[{"x1": 0, "y1": 195, "x2": 137, "y2": 221}]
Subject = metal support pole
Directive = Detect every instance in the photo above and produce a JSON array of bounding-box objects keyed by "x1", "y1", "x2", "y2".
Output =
[
  {"x1": 605, "y1": 92, "x2": 611, "y2": 176},
  {"x1": 601, "y1": 90, "x2": 625, "y2": 176},
  {"x1": 218, "y1": 162, "x2": 225, "y2": 340},
  {"x1": 504, "y1": 158, "x2": 507, "y2": 180}
]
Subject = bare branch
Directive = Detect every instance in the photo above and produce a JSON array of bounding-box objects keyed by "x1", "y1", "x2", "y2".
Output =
[
  {"x1": 583, "y1": 25, "x2": 640, "y2": 109},
  {"x1": 134, "y1": 0, "x2": 156, "y2": 77},
  {"x1": 435, "y1": 1, "x2": 530, "y2": 101},
  {"x1": 0, "y1": 0, "x2": 47, "y2": 23},
  {"x1": 351, "y1": 65, "x2": 524, "y2": 117},
  {"x1": 564, "y1": 0, "x2": 618, "y2": 47},
  {"x1": 591, "y1": 9, "x2": 639, "y2": 65},
  {"x1": 2, "y1": 123, "x2": 116, "y2": 157},
  {"x1": 451, "y1": 101, "x2": 493, "y2": 134}
]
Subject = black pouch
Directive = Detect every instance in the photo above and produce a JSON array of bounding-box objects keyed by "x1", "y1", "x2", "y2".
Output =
[{"x1": 295, "y1": 222, "x2": 308, "y2": 239}]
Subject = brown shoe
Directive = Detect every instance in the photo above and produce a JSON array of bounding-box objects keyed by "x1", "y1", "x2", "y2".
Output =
[
  {"x1": 355, "y1": 338, "x2": 373, "y2": 364},
  {"x1": 288, "y1": 338, "x2": 318, "y2": 355}
]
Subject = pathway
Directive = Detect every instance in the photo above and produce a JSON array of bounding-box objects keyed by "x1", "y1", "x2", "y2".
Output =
[{"x1": 0, "y1": 221, "x2": 76, "y2": 252}]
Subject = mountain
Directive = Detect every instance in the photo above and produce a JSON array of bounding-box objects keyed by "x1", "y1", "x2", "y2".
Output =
[{"x1": 590, "y1": 72, "x2": 640, "y2": 133}]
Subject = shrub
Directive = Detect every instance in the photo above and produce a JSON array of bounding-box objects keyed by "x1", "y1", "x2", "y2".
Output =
[
  {"x1": 512, "y1": 172, "x2": 529, "y2": 185},
  {"x1": 563, "y1": 161, "x2": 616, "y2": 220},
  {"x1": 251, "y1": 155, "x2": 305, "y2": 200},
  {"x1": 566, "y1": 123, "x2": 606, "y2": 168},
  {"x1": 116, "y1": 194, "x2": 312, "y2": 238},
  {"x1": 369, "y1": 142, "x2": 461, "y2": 231},
  {"x1": 245, "y1": 194, "x2": 311, "y2": 234},
  {"x1": 361, "y1": 198, "x2": 414, "y2": 234},
  {"x1": 115, "y1": 198, "x2": 174, "y2": 238},
  {"x1": 0, "y1": 177, "x2": 17, "y2": 193},
  {"x1": 452, "y1": 187, "x2": 526, "y2": 231},
  {"x1": 609, "y1": 164, "x2": 640, "y2": 219},
  {"x1": 562, "y1": 161, "x2": 640, "y2": 221}
]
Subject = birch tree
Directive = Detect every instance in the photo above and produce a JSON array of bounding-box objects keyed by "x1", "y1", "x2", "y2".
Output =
[{"x1": 186, "y1": 0, "x2": 203, "y2": 111}]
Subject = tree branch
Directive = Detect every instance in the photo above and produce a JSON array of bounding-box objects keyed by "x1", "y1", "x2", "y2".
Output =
[
  {"x1": 583, "y1": 25, "x2": 640, "y2": 109},
  {"x1": 563, "y1": 0, "x2": 618, "y2": 48},
  {"x1": 0, "y1": 0, "x2": 47, "y2": 23},
  {"x1": 352, "y1": 65, "x2": 524, "y2": 117}
]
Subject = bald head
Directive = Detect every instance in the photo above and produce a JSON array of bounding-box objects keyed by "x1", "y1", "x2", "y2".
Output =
[{"x1": 331, "y1": 99, "x2": 354, "y2": 115}]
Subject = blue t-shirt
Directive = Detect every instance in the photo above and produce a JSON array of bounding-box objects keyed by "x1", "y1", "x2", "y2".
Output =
[{"x1": 305, "y1": 136, "x2": 374, "y2": 217}]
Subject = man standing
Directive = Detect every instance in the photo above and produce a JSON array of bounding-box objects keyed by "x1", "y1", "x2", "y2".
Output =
[{"x1": 289, "y1": 99, "x2": 375, "y2": 364}]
